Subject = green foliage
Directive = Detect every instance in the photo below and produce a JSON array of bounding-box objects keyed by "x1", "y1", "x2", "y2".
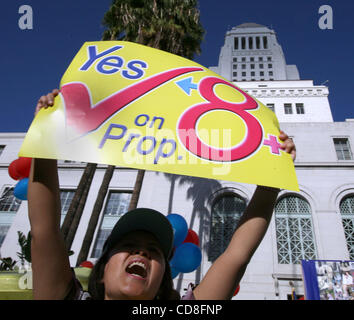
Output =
[
  {"x1": 102, "y1": 0, "x2": 204, "y2": 59},
  {"x1": 0, "y1": 257, "x2": 17, "y2": 271},
  {"x1": 16, "y1": 231, "x2": 32, "y2": 266}
]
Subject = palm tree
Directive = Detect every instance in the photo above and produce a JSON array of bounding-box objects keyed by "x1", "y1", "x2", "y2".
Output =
[
  {"x1": 102, "y1": 0, "x2": 204, "y2": 58},
  {"x1": 61, "y1": 162, "x2": 97, "y2": 248},
  {"x1": 64, "y1": 164, "x2": 97, "y2": 249},
  {"x1": 76, "y1": 0, "x2": 204, "y2": 263},
  {"x1": 102, "y1": 0, "x2": 204, "y2": 210},
  {"x1": 76, "y1": 165, "x2": 115, "y2": 265}
]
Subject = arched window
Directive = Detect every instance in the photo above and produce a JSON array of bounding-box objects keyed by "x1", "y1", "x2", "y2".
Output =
[
  {"x1": 208, "y1": 194, "x2": 246, "y2": 262},
  {"x1": 339, "y1": 194, "x2": 354, "y2": 260},
  {"x1": 275, "y1": 195, "x2": 316, "y2": 264}
]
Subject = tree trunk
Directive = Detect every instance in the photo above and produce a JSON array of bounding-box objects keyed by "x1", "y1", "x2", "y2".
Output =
[
  {"x1": 64, "y1": 164, "x2": 97, "y2": 249},
  {"x1": 128, "y1": 169, "x2": 145, "y2": 211},
  {"x1": 61, "y1": 163, "x2": 97, "y2": 244},
  {"x1": 76, "y1": 165, "x2": 115, "y2": 266}
]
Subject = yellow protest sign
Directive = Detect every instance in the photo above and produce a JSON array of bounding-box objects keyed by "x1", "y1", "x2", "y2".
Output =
[{"x1": 19, "y1": 41, "x2": 299, "y2": 191}]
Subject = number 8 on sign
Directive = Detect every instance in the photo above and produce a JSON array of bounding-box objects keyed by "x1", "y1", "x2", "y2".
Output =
[{"x1": 177, "y1": 77, "x2": 263, "y2": 162}]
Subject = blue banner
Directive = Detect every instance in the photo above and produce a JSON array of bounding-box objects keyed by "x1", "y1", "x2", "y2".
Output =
[{"x1": 301, "y1": 260, "x2": 320, "y2": 300}]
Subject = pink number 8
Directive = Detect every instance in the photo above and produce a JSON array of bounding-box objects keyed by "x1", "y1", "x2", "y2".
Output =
[{"x1": 177, "y1": 77, "x2": 263, "y2": 162}]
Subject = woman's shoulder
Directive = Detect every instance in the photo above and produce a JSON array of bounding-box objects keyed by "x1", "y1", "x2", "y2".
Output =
[{"x1": 64, "y1": 270, "x2": 92, "y2": 300}]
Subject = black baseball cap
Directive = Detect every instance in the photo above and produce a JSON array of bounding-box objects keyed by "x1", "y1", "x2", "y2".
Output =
[{"x1": 102, "y1": 208, "x2": 174, "y2": 260}]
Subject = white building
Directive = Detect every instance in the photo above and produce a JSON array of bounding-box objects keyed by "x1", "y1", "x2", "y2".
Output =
[
  {"x1": 1, "y1": 23, "x2": 354, "y2": 300},
  {"x1": 209, "y1": 23, "x2": 300, "y2": 82}
]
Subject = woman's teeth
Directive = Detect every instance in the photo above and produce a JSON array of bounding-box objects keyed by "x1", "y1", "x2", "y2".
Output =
[{"x1": 126, "y1": 261, "x2": 147, "y2": 278}]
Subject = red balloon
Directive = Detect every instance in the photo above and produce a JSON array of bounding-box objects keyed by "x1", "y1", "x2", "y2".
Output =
[
  {"x1": 233, "y1": 285, "x2": 240, "y2": 296},
  {"x1": 182, "y1": 229, "x2": 199, "y2": 246},
  {"x1": 80, "y1": 261, "x2": 94, "y2": 268},
  {"x1": 8, "y1": 159, "x2": 21, "y2": 180},
  {"x1": 15, "y1": 157, "x2": 32, "y2": 179}
]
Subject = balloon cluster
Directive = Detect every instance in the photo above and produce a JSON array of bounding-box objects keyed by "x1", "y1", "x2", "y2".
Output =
[
  {"x1": 166, "y1": 214, "x2": 202, "y2": 279},
  {"x1": 8, "y1": 157, "x2": 32, "y2": 200}
]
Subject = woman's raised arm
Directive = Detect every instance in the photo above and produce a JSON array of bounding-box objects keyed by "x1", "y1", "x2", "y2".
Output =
[
  {"x1": 193, "y1": 131, "x2": 296, "y2": 300},
  {"x1": 28, "y1": 90, "x2": 73, "y2": 299}
]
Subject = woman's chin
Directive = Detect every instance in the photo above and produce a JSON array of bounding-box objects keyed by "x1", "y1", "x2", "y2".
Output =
[{"x1": 120, "y1": 283, "x2": 152, "y2": 300}]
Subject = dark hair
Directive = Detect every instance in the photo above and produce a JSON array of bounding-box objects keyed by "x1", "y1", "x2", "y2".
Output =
[{"x1": 88, "y1": 250, "x2": 180, "y2": 300}]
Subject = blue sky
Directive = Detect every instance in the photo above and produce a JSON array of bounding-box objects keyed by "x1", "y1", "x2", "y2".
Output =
[{"x1": 0, "y1": 0, "x2": 353, "y2": 132}]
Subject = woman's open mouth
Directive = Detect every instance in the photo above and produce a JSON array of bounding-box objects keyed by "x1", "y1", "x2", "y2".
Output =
[{"x1": 126, "y1": 260, "x2": 148, "y2": 279}]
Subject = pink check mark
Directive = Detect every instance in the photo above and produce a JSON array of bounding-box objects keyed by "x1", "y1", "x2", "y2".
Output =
[{"x1": 60, "y1": 67, "x2": 203, "y2": 139}]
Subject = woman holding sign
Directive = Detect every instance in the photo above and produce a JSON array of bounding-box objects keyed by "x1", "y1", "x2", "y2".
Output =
[{"x1": 28, "y1": 89, "x2": 296, "y2": 300}]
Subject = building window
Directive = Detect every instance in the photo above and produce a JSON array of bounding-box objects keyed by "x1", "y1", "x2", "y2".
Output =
[
  {"x1": 242, "y1": 64, "x2": 246, "y2": 69},
  {"x1": 340, "y1": 195, "x2": 354, "y2": 260},
  {"x1": 60, "y1": 190, "x2": 75, "y2": 214},
  {"x1": 242, "y1": 72, "x2": 246, "y2": 77},
  {"x1": 234, "y1": 37, "x2": 239, "y2": 50},
  {"x1": 248, "y1": 37, "x2": 253, "y2": 49},
  {"x1": 241, "y1": 37, "x2": 246, "y2": 50},
  {"x1": 242, "y1": 57, "x2": 246, "y2": 62},
  {"x1": 260, "y1": 71, "x2": 264, "y2": 76},
  {"x1": 250, "y1": 57, "x2": 255, "y2": 62},
  {"x1": 267, "y1": 57, "x2": 272, "y2": 61},
  {"x1": 296, "y1": 103, "x2": 305, "y2": 114},
  {"x1": 259, "y1": 57, "x2": 263, "y2": 62},
  {"x1": 284, "y1": 103, "x2": 293, "y2": 114},
  {"x1": 233, "y1": 64, "x2": 237, "y2": 69},
  {"x1": 91, "y1": 191, "x2": 132, "y2": 258},
  {"x1": 275, "y1": 195, "x2": 316, "y2": 264},
  {"x1": 0, "y1": 146, "x2": 5, "y2": 157},
  {"x1": 250, "y1": 64, "x2": 255, "y2": 69},
  {"x1": 0, "y1": 188, "x2": 20, "y2": 212},
  {"x1": 60, "y1": 190, "x2": 75, "y2": 225},
  {"x1": 269, "y1": 71, "x2": 273, "y2": 76},
  {"x1": 256, "y1": 37, "x2": 260, "y2": 49},
  {"x1": 268, "y1": 64, "x2": 273, "y2": 68},
  {"x1": 233, "y1": 72, "x2": 237, "y2": 77},
  {"x1": 0, "y1": 188, "x2": 21, "y2": 247},
  {"x1": 259, "y1": 64, "x2": 264, "y2": 69},
  {"x1": 233, "y1": 57, "x2": 237, "y2": 62},
  {"x1": 263, "y1": 36, "x2": 268, "y2": 49},
  {"x1": 333, "y1": 138, "x2": 353, "y2": 160},
  {"x1": 208, "y1": 194, "x2": 246, "y2": 262},
  {"x1": 251, "y1": 71, "x2": 255, "y2": 76},
  {"x1": 266, "y1": 103, "x2": 275, "y2": 112}
]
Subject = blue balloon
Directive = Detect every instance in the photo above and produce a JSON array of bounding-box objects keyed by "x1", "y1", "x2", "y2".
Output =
[
  {"x1": 14, "y1": 178, "x2": 28, "y2": 200},
  {"x1": 170, "y1": 266, "x2": 180, "y2": 279},
  {"x1": 167, "y1": 214, "x2": 188, "y2": 247},
  {"x1": 170, "y1": 243, "x2": 202, "y2": 273}
]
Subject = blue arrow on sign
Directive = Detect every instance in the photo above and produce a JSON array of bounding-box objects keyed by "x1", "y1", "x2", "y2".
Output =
[{"x1": 176, "y1": 77, "x2": 198, "y2": 95}]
